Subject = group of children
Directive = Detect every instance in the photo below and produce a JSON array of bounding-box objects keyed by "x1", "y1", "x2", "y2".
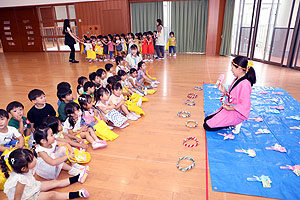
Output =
[
  {"x1": 82, "y1": 31, "x2": 177, "y2": 62},
  {"x1": 0, "y1": 59, "x2": 159, "y2": 199}
]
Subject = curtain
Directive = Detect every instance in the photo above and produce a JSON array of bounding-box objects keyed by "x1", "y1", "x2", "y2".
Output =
[
  {"x1": 220, "y1": 0, "x2": 235, "y2": 56},
  {"x1": 130, "y1": 2, "x2": 163, "y2": 33},
  {"x1": 171, "y1": 0, "x2": 208, "y2": 53}
]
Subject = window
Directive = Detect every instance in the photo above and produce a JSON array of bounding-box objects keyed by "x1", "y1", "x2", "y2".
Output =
[{"x1": 37, "y1": 5, "x2": 78, "y2": 51}]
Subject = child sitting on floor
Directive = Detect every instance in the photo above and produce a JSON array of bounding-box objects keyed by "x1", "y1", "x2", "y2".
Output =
[
  {"x1": 115, "y1": 56, "x2": 129, "y2": 74},
  {"x1": 27, "y1": 89, "x2": 56, "y2": 129},
  {"x1": 57, "y1": 87, "x2": 73, "y2": 123},
  {"x1": 129, "y1": 68, "x2": 147, "y2": 95},
  {"x1": 57, "y1": 82, "x2": 71, "y2": 107},
  {"x1": 6, "y1": 101, "x2": 32, "y2": 137},
  {"x1": 95, "y1": 87, "x2": 129, "y2": 128},
  {"x1": 77, "y1": 76, "x2": 88, "y2": 97},
  {"x1": 33, "y1": 125, "x2": 89, "y2": 180},
  {"x1": 4, "y1": 148, "x2": 89, "y2": 200},
  {"x1": 109, "y1": 82, "x2": 140, "y2": 120},
  {"x1": 105, "y1": 63, "x2": 115, "y2": 79},
  {"x1": 82, "y1": 81, "x2": 95, "y2": 101},
  {"x1": 137, "y1": 61, "x2": 159, "y2": 89},
  {"x1": 64, "y1": 102, "x2": 107, "y2": 150},
  {"x1": 43, "y1": 116, "x2": 88, "y2": 150},
  {"x1": 89, "y1": 72, "x2": 102, "y2": 89},
  {"x1": 78, "y1": 94, "x2": 105, "y2": 128},
  {"x1": 96, "y1": 68, "x2": 107, "y2": 88},
  {"x1": 0, "y1": 109, "x2": 24, "y2": 153}
]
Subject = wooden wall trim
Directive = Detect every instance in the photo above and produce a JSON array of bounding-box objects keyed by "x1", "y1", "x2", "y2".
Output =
[{"x1": 206, "y1": 0, "x2": 226, "y2": 56}]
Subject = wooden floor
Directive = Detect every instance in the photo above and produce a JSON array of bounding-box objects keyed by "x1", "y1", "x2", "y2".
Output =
[{"x1": 0, "y1": 52, "x2": 299, "y2": 200}]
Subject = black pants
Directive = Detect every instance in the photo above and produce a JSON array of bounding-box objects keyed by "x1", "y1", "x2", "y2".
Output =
[
  {"x1": 203, "y1": 110, "x2": 229, "y2": 131},
  {"x1": 68, "y1": 44, "x2": 75, "y2": 61},
  {"x1": 156, "y1": 45, "x2": 164, "y2": 58}
]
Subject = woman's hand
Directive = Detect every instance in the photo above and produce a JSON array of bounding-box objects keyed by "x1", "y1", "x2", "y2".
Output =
[
  {"x1": 222, "y1": 104, "x2": 234, "y2": 111},
  {"x1": 218, "y1": 83, "x2": 227, "y2": 94}
]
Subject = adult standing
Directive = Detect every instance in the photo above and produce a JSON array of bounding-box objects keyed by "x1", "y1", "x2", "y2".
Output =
[
  {"x1": 155, "y1": 19, "x2": 165, "y2": 59},
  {"x1": 63, "y1": 19, "x2": 81, "y2": 63}
]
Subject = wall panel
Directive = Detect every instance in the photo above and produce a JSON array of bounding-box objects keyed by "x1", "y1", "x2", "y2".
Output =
[{"x1": 75, "y1": 0, "x2": 131, "y2": 37}]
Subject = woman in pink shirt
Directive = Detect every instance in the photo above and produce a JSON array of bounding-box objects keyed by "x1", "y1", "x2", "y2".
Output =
[{"x1": 203, "y1": 56, "x2": 256, "y2": 133}]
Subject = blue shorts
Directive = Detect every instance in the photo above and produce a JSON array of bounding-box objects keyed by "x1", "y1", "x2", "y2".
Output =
[
  {"x1": 109, "y1": 51, "x2": 114, "y2": 58},
  {"x1": 169, "y1": 46, "x2": 176, "y2": 53}
]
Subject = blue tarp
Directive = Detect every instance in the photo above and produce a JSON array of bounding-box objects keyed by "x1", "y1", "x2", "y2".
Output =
[{"x1": 203, "y1": 84, "x2": 300, "y2": 200}]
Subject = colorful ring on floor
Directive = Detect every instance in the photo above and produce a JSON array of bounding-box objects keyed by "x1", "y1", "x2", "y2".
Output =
[
  {"x1": 185, "y1": 120, "x2": 198, "y2": 128},
  {"x1": 177, "y1": 111, "x2": 191, "y2": 118},
  {"x1": 177, "y1": 156, "x2": 196, "y2": 172},
  {"x1": 183, "y1": 137, "x2": 199, "y2": 147},
  {"x1": 187, "y1": 93, "x2": 198, "y2": 99},
  {"x1": 194, "y1": 86, "x2": 203, "y2": 91},
  {"x1": 185, "y1": 99, "x2": 196, "y2": 106}
]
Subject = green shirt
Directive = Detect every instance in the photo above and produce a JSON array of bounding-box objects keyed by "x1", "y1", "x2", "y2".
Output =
[
  {"x1": 8, "y1": 116, "x2": 31, "y2": 133},
  {"x1": 58, "y1": 101, "x2": 68, "y2": 122}
]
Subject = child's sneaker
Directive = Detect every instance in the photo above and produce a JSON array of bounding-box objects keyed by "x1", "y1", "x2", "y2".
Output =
[
  {"x1": 78, "y1": 166, "x2": 89, "y2": 184},
  {"x1": 92, "y1": 141, "x2": 107, "y2": 149},
  {"x1": 153, "y1": 80, "x2": 160, "y2": 84},
  {"x1": 131, "y1": 112, "x2": 141, "y2": 119},
  {"x1": 95, "y1": 139, "x2": 107, "y2": 145},
  {"x1": 126, "y1": 113, "x2": 138, "y2": 121},
  {"x1": 68, "y1": 166, "x2": 81, "y2": 176},
  {"x1": 151, "y1": 82, "x2": 158, "y2": 88},
  {"x1": 79, "y1": 188, "x2": 89, "y2": 198},
  {"x1": 108, "y1": 125, "x2": 114, "y2": 130},
  {"x1": 136, "y1": 97, "x2": 143, "y2": 107},
  {"x1": 120, "y1": 122, "x2": 130, "y2": 129},
  {"x1": 173, "y1": 53, "x2": 176, "y2": 57},
  {"x1": 136, "y1": 90, "x2": 144, "y2": 96}
]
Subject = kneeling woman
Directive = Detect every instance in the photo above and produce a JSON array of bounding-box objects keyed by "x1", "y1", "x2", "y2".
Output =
[{"x1": 203, "y1": 56, "x2": 256, "y2": 133}]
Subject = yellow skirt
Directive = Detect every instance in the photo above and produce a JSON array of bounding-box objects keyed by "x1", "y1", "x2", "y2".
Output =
[{"x1": 87, "y1": 50, "x2": 96, "y2": 59}]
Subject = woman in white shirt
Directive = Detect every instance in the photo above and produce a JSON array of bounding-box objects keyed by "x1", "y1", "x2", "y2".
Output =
[{"x1": 155, "y1": 19, "x2": 165, "y2": 59}]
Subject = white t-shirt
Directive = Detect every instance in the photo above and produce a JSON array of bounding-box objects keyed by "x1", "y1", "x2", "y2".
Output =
[
  {"x1": 85, "y1": 43, "x2": 93, "y2": 51},
  {"x1": 0, "y1": 126, "x2": 21, "y2": 145},
  {"x1": 125, "y1": 54, "x2": 142, "y2": 69},
  {"x1": 109, "y1": 94, "x2": 124, "y2": 106},
  {"x1": 4, "y1": 170, "x2": 41, "y2": 200},
  {"x1": 116, "y1": 65, "x2": 128, "y2": 74},
  {"x1": 128, "y1": 76, "x2": 137, "y2": 87},
  {"x1": 156, "y1": 25, "x2": 165, "y2": 46},
  {"x1": 35, "y1": 140, "x2": 57, "y2": 156},
  {"x1": 63, "y1": 116, "x2": 82, "y2": 133}
]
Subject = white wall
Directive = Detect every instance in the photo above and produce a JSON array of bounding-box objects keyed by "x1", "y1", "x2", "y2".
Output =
[{"x1": 0, "y1": 0, "x2": 103, "y2": 8}]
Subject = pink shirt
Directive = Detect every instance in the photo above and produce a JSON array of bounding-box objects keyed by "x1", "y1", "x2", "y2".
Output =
[
  {"x1": 108, "y1": 41, "x2": 114, "y2": 51},
  {"x1": 207, "y1": 78, "x2": 252, "y2": 128}
]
